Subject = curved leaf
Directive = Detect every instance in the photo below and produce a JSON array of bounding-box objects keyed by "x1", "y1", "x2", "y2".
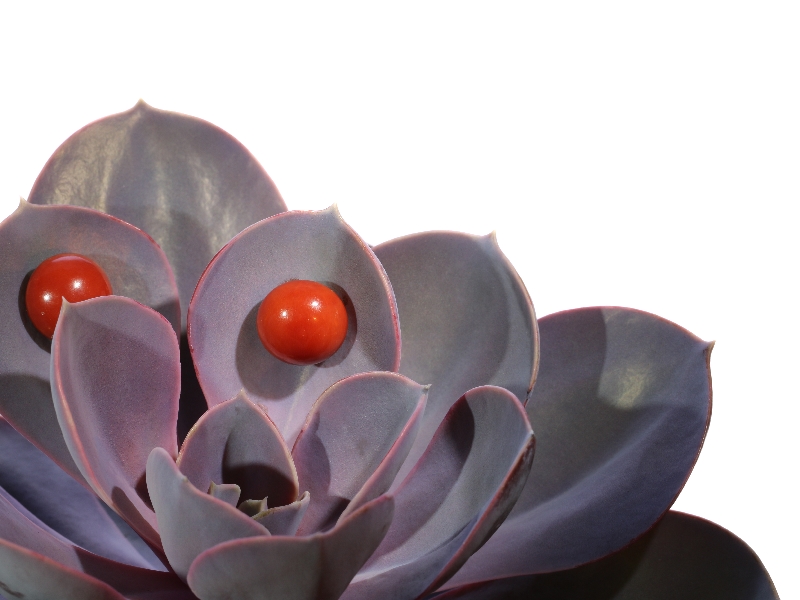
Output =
[
  {"x1": 177, "y1": 391, "x2": 298, "y2": 508},
  {"x1": 435, "y1": 512, "x2": 779, "y2": 600},
  {"x1": 373, "y1": 231, "x2": 538, "y2": 488},
  {"x1": 0, "y1": 417, "x2": 162, "y2": 570},
  {"x1": 0, "y1": 485, "x2": 190, "y2": 599},
  {"x1": 446, "y1": 307, "x2": 712, "y2": 585},
  {"x1": 345, "y1": 386, "x2": 534, "y2": 600},
  {"x1": 292, "y1": 372, "x2": 427, "y2": 534},
  {"x1": 51, "y1": 296, "x2": 181, "y2": 549},
  {"x1": 0, "y1": 539, "x2": 125, "y2": 600}
]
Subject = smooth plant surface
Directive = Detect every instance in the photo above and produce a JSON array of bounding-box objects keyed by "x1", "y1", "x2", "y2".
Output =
[{"x1": 0, "y1": 104, "x2": 779, "y2": 600}]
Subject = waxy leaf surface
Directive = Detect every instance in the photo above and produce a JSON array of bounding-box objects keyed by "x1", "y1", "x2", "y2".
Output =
[
  {"x1": 345, "y1": 386, "x2": 534, "y2": 600},
  {"x1": 0, "y1": 418, "x2": 160, "y2": 570},
  {"x1": 29, "y1": 101, "x2": 286, "y2": 328},
  {"x1": 0, "y1": 484, "x2": 189, "y2": 599},
  {"x1": 447, "y1": 307, "x2": 713, "y2": 586},
  {"x1": 51, "y1": 296, "x2": 181, "y2": 550},
  {"x1": 292, "y1": 372, "x2": 427, "y2": 534},
  {"x1": 374, "y1": 232, "x2": 537, "y2": 487}
]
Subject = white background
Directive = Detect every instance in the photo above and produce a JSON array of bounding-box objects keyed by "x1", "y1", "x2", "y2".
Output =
[{"x1": 1, "y1": 2, "x2": 796, "y2": 596}]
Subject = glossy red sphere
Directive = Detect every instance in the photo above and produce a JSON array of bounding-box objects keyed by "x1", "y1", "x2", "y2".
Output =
[
  {"x1": 257, "y1": 280, "x2": 348, "y2": 365},
  {"x1": 25, "y1": 253, "x2": 113, "y2": 339}
]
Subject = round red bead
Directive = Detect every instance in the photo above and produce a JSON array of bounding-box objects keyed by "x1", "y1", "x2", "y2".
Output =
[
  {"x1": 25, "y1": 253, "x2": 113, "y2": 339},
  {"x1": 257, "y1": 280, "x2": 348, "y2": 365}
]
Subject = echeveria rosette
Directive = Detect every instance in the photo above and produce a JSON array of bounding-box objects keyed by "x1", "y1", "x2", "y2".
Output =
[
  {"x1": 0, "y1": 103, "x2": 779, "y2": 599},
  {"x1": 0, "y1": 195, "x2": 537, "y2": 596},
  {"x1": 3, "y1": 283, "x2": 533, "y2": 599}
]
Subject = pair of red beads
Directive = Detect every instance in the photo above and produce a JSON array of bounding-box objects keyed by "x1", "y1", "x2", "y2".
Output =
[{"x1": 26, "y1": 253, "x2": 347, "y2": 365}]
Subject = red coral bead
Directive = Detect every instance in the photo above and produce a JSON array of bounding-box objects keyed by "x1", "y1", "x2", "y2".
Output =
[
  {"x1": 25, "y1": 253, "x2": 113, "y2": 339},
  {"x1": 257, "y1": 280, "x2": 348, "y2": 365}
]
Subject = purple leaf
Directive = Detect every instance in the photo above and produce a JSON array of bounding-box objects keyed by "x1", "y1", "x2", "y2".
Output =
[
  {"x1": 435, "y1": 512, "x2": 779, "y2": 600},
  {"x1": 186, "y1": 495, "x2": 394, "y2": 600},
  {"x1": 292, "y1": 372, "x2": 427, "y2": 534},
  {"x1": 345, "y1": 386, "x2": 534, "y2": 600},
  {"x1": 188, "y1": 207, "x2": 401, "y2": 446},
  {"x1": 373, "y1": 231, "x2": 538, "y2": 489},
  {"x1": 0, "y1": 417, "x2": 163, "y2": 570},
  {"x1": 28, "y1": 101, "x2": 286, "y2": 329},
  {"x1": 0, "y1": 485, "x2": 190, "y2": 599},
  {"x1": 177, "y1": 391, "x2": 299, "y2": 508},
  {"x1": 446, "y1": 307, "x2": 713, "y2": 585},
  {"x1": 146, "y1": 447, "x2": 269, "y2": 581},
  {"x1": 50, "y1": 296, "x2": 181, "y2": 550},
  {"x1": 0, "y1": 538, "x2": 126, "y2": 600},
  {"x1": 0, "y1": 202, "x2": 180, "y2": 487}
]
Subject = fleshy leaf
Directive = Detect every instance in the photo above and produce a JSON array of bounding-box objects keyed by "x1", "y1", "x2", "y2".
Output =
[
  {"x1": 0, "y1": 201, "x2": 179, "y2": 486},
  {"x1": 253, "y1": 491, "x2": 311, "y2": 536},
  {"x1": 0, "y1": 485, "x2": 191, "y2": 599},
  {"x1": 446, "y1": 307, "x2": 713, "y2": 585},
  {"x1": 0, "y1": 417, "x2": 162, "y2": 570},
  {"x1": 186, "y1": 495, "x2": 394, "y2": 600},
  {"x1": 0, "y1": 539, "x2": 126, "y2": 600},
  {"x1": 28, "y1": 101, "x2": 286, "y2": 329},
  {"x1": 373, "y1": 231, "x2": 537, "y2": 488},
  {"x1": 436, "y1": 512, "x2": 779, "y2": 600},
  {"x1": 51, "y1": 296, "x2": 181, "y2": 549},
  {"x1": 292, "y1": 372, "x2": 427, "y2": 534},
  {"x1": 147, "y1": 447, "x2": 270, "y2": 581},
  {"x1": 188, "y1": 208, "x2": 401, "y2": 446},
  {"x1": 345, "y1": 386, "x2": 534, "y2": 600},
  {"x1": 177, "y1": 391, "x2": 299, "y2": 508}
]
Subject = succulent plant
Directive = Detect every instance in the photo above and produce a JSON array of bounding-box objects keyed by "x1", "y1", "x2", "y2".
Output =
[{"x1": 0, "y1": 103, "x2": 778, "y2": 600}]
